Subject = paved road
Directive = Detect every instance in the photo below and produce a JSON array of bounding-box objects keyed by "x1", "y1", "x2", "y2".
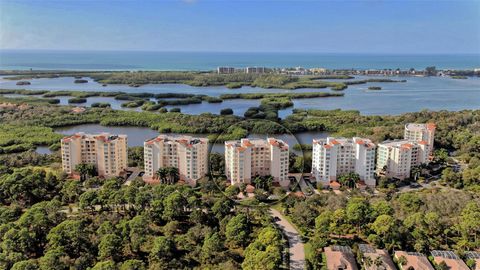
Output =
[
  {"x1": 270, "y1": 208, "x2": 305, "y2": 270},
  {"x1": 124, "y1": 167, "x2": 142, "y2": 186}
]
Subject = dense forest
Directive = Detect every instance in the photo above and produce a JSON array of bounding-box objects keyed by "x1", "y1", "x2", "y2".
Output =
[
  {"x1": 0, "y1": 167, "x2": 286, "y2": 269},
  {"x1": 281, "y1": 189, "x2": 479, "y2": 268},
  {"x1": 0, "y1": 95, "x2": 479, "y2": 269}
]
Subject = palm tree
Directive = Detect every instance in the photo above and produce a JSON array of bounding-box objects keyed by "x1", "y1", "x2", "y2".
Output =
[
  {"x1": 155, "y1": 168, "x2": 168, "y2": 184},
  {"x1": 397, "y1": 255, "x2": 407, "y2": 266},
  {"x1": 374, "y1": 257, "x2": 384, "y2": 270},
  {"x1": 364, "y1": 256, "x2": 373, "y2": 268},
  {"x1": 411, "y1": 166, "x2": 421, "y2": 181},
  {"x1": 338, "y1": 172, "x2": 360, "y2": 189},
  {"x1": 75, "y1": 163, "x2": 96, "y2": 181},
  {"x1": 167, "y1": 167, "x2": 179, "y2": 184}
]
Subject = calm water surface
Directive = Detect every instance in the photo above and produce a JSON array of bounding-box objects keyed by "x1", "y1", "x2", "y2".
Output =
[
  {"x1": 1, "y1": 51, "x2": 479, "y2": 70},
  {"x1": 54, "y1": 124, "x2": 329, "y2": 154},
  {"x1": 35, "y1": 146, "x2": 53, "y2": 155},
  {"x1": 1, "y1": 75, "x2": 479, "y2": 116}
]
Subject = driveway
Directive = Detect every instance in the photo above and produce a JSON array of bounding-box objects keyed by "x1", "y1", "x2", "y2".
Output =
[
  {"x1": 124, "y1": 167, "x2": 142, "y2": 186},
  {"x1": 270, "y1": 208, "x2": 305, "y2": 270}
]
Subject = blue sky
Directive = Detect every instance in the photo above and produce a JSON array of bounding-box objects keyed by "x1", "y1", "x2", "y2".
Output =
[{"x1": 0, "y1": 0, "x2": 479, "y2": 53}]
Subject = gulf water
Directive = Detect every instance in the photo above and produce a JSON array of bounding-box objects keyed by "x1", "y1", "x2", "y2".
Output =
[{"x1": 1, "y1": 50, "x2": 479, "y2": 70}]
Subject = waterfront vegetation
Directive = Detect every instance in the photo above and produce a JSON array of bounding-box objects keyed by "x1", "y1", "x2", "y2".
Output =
[
  {"x1": 91, "y1": 102, "x2": 111, "y2": 108},
  {"x1": 1, "y1": 70, "x2": 407, "y2": 90},
  {"x1": 0, "y1": 89, "x2": 343, "y2": 114},
  {"x1": 219, "y1": 92, "x2": 343, "y2": 100},
  {"x1": 293, "y1": 143, "x2": 313, "y2": 152},
  {"x1": 68, "y1": 97, "x2": 87, "y2": 104}
]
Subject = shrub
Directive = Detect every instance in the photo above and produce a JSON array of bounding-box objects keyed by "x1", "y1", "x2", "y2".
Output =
[
  {"x1": 47, "y1": 99, "x2": 60, "y2": 104},
  {"x1": 91, "y1": 102, "x2": 111, "y2": 108},
  {"x1": 68, "y1": 97, "x2": 87, "y2": 104},
  {"x1": 220, "y1": 108, "x2": 234, "y2": 115},
  {"x1": 74, "y1": 79, "x2": 88, "y2": 83}
]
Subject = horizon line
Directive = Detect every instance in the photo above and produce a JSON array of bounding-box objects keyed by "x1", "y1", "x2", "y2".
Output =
[{"x1": 1, "y1": 48, "x2": 480, "y2": 56}]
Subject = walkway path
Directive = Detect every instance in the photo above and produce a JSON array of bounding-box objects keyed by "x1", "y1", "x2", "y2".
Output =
[
  {"x1": 124, "y1": 167, "x2": 142, "y2": 186},
  {"x1": 270, "y1": 208, "x2": 306, "y2": 270}
]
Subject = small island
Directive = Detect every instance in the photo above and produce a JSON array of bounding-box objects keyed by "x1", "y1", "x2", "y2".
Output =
[
  {"x1": 451, "y1": 75, "x2": 468, "y2": 79},
  {"x1": 16, "y1": 81, "x2": 31, "y2": 86},
  {"x1": 68, "y1": 97, "x2": 87, "y2": 103},
  {"x1": 74, "y1": 79, "x2": 88, "y2": 83},
  {"x1": 368, "y1": 86, "x2": 382, "y2": 90}
]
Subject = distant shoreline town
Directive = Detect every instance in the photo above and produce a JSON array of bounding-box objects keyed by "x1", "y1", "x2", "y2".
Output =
[
  {"x1": 1, "y1": 64, "x2": 480, "y2": 77},
  {"x1": 217, "y1": 65, "x2": 480, "y2": 76}
]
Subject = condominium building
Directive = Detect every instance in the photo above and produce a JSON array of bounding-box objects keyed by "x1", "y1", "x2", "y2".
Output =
[
  {"x1": 376, "y1": 123, "x2": 435, "y2": 180},
  {"x1": 245, "y1": 66, "x2": 266, "y2": 74},
  {"x1": 143, "y1": 135, "x2": 209, "y2": 186},
  {"x1": 404, "y1": 123, "x2": 436, "y2": 155},
  {"x1": 376, "y1": 140, "x2": 428, "y2": 180},
  {"x1": 217, "y1": 66, "x2": 235, "y2": 74},
  {"x1": 61, "y1": 132, "x2": 128, "y2": 177},
  {"x1": 312, "y1": 137, "x2": 376, "y2": 187},
  {"x1": 225, "y1": 138, "x2": 289, "y2": 186}
]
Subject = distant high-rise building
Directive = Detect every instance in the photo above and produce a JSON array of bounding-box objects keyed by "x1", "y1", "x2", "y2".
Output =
[
  {"x1": 143, "y1": 135, "x2": 209, "y2": 186},
  {"x1": 245, "y1": 67, "x2": 266, "y2": 74},
  {"x1": 404, "y1": 123, "x2": 436, "y2": 155},
  {"x1": 376, "y1": 140, "x2": 428, "y2": 180},
  {"x1": 312, "y1": 137, "x2": 376, "y2": 187},
  {"x1": 225, "y1": 138, "x2": 289, "y2": 186},
  {"x1": 61, "y1": 133, "x2": 128, "y2": 177},
  {"x1": 376, "y1": 122, "x2": 435, "y2": 180},
  {"x1": 217, "y1": 67, "x2": 236, "y2": 74}
]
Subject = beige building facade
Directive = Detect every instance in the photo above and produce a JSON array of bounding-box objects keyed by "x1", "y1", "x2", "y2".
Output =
[
  {"x1": 376, "y1": 140, "x2": 428, "y2": 180},
  {"x1": 143, "y1": 135, "x2": 209, "y2": 186},
  {"x1": 225, "y1": 138, "x2": 289, "y2": 186},
  {"x1": 61, "y1": 132, "x2": 128, "y2": 177},
  {"x1": 377, "y1": 122, "x2": 435, "y2": 180},
  {"x1": 404, "y1": 123, "x2": 436, "y2": 155},
  {"x1": 312, "y1": 137, "x2": 376, "y2": 187}
]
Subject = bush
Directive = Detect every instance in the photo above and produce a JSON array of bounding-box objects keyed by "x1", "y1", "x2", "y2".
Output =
[
  {"x1": 169, "y1": 108, "x2": 181, "y2": 113},
  {"x1": 204, "y1": 96, "x2": 223, "y2": 103},
  {"x1": 74, "y1": 79, "x2": 88, "y2": 83},
  {"x1": 91, "y1": 102, "x2": 111, "y2": 108},
  {"x1": 47, "y1": 99, "x2": 60, "y2": 104},
  {"x1": 142, "y1": 104, "x2": 163, "y2": 111},
  {"x1": 68, "y1": 97, "x2": 87, "y2": 104},
  {"x1": 220, "y1": 108, "x2": 234, "y2": 115},
  {"x1": 121, "y1": 100, "x2": 145, "y2": 108}
]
